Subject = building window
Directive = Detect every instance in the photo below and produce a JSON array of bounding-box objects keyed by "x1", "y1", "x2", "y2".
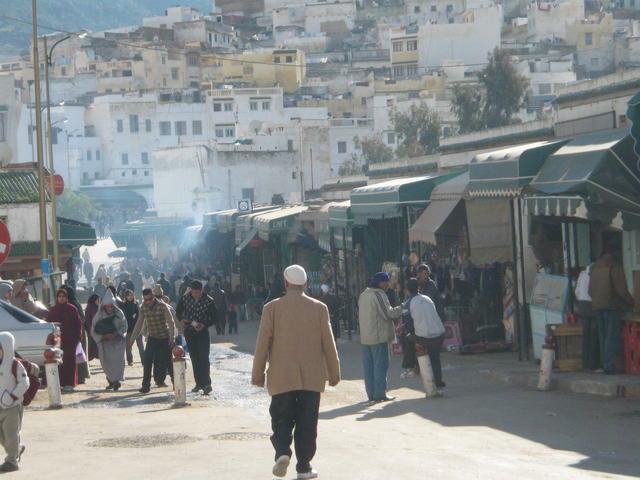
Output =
[
  {"x1": 430, "y1": 5, "x2": 437, "y2": 11},
  {"x1": 162, "y1": 77, "x2": 167, "y2": 87},
  {"x1": 121, "y1": 171, "x2": 126, "y2": 177},
  {"x1": 86, "y1": 150, "x2": 92, "y2": 161},
  {"x1": 224, "y1": 102, "x2": 233, "y2": 111},
  {"x1": 393, "y1": 65, "x2": 404, "y2": 77},
  {"x1": 159, "y1": 121, "x2": 171, "y2": 135},
  {"x1": 406, "y1": 64, "x2": 418, "y2": 76},
  {"x1": 61, "y1": 66, "x2": 67, "y2": 76},
  {"x1": 414, "y1": 5, "x2": 420, "y2": 12},
  {"x1": 213, "y1": 103, "x2": 222, "y2": 112},
  {"x1": 632, "y1": 0, "x2": 636, "y2": 7},
  {"x1": 141, "y1": 152, "x2": 149, "y2": 164},
  {"x1": 288, "y1": 139, "x2": 294, "y2": 151},
  {"x1": 215, "y1": 127, "x2": 224, "y2": 138},
  {"x1": 591, "y1": 57, "x2": 600, "y2": 67},
  {"x1": 116, "y1": 119, "x2": 123, "y2": 133},
  {"x1": 83, "y1": 172, "x2": 89, "y2": 181},
  {"x1": 387, "y1": 132, "x2": 396, "y2": 144},
  {"x1": 361, "y1": 97, "x2": 367, "y2": 106},
  {"x1": 286, "y1": 56, "x2": 293, "y2": 63},
  {"x1": 225, "y1": 126, "x2": 235, "y2": 137},
  {"x1": 241, "y1": 188, "x2": 255, "y2": 202},
  {"x1": 192, "y1": 120, "x2": 202, "y2": 135},
  {"x1": 243, "y1": 66, "x2": 254, "y2": 74},
  {"x1": 94, "y1": 172, "x2": 99, "y2": 179},
  {"x1": 262, "y1": 101, "x2": 271, "y2": 111},
  {"x1": 250, "y1": 101, "x2": 258, "y2": 111},
  {"x1": 538, "y1": 83, "x2": 552, "y2": 94},
  {"x1": 129, "y1": 114, "x2": 139, "y2": 133},
  {"x1": 585, "y1": 32, "x2": 593, "y2": 46},
  {"x1": 96, "y1": 150, "x2": 101, "y2": 161},
  {"x1": 144, "y1": 170, "x2": 149, "y2": 177},
  {"x1": 387, "y1": 98, "x2": 395, "y2": 107},
  {"x1": 175, "y1": 121, "x2": 187, "y2": 135},
  {"x1": 171, "y1": 68, "x2": 179, "y2": 80},
  {"x1": 187, "y1": 55, "x2": 199, "y2": 66},
  {"x1": 0, "y1": 113, "x2": 7, "y2": 143},
  {"x1": 392, "y1": 41, "x2": 403, "y2": 52},
  {"x1": 132, "y1": 169, "x2": 137, "y2": 175},
  {"x1": 274, "y1": 56, "x2": 281, "y2": 63},
  {"x1": 407, "y1": 40, "x2": 418, "y2": 51},
  {"x1": 145, "y1": 119, "x2": 152, "y2": 132},
  {"x1": 121, "y1": 153, "x2": 129, "y2": 165},
  {"x1": 161, "y1": 56, "x2": 166, "y2": 65},
  {"x1": 337, "y1": 141, "x2": 347, "y2": 153}
]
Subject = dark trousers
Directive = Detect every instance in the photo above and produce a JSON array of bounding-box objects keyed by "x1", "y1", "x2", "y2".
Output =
[
  {"x1": 596, "y1": 310, "x2": 623, "y2": 373},
  {"x1": 330, "y1": 316, "x2": 339, "y2": 340},
  {"x1": 577, "y1": 301, "x2": 600, "y2": 370},
  {"x1": 228, "y1": 316, "x2": 238, "y2": 334},
  {"x1": 270, "y1": 390, "x2": 320, "y2": 474},
  {"x1": 401, "y1": 334, "x2": 417, "y2": 369},
  {"x1": 414, "y1": 334, "x2": 445, "y2": 387},
  {"x1": 185, "y1": 331, "x2": 211, "y2": 387},
  {"x1": 142, "y1": 337, "x2": 172, "y2": 389},
  {"x1": 215, "y1": 314, "x2": 227, "y2": 335}
]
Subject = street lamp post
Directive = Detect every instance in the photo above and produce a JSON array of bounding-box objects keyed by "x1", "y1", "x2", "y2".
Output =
[{"x1": 31, "y1": 0, "x2": 49, "y2": 273}]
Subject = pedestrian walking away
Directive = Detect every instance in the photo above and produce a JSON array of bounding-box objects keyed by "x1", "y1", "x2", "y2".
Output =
[
  {"x1": 91, "y1": 290, "x2": 127, "y2": 391},
  {"x1": 358, "y1": 272, "x2": 402, "y2": 402},
  {"x1": 405, "y1": 278, "x2": 447, "y2": 391},
  {"x1": 47, "y1": 289, "x2": 83, "y2": 393},
  {"x1": 62, "y1": 285, "x2": 90, "y2": 384},
  {"x1": 129, "y1": 289, "x2": 175, "y2": 393},
  {"x1": 84, "y1": 294, "x2": 101, "y2": 362},
  {"x1": 176, "y1": 280, "x2": 217, "y2": 395},
  {"x1": 252, "y1": 265, "x2": 340, "y2": 480},
  {"x1": 210, "y1": 282, "x2": 228, "y2": 336},
  {"x1": 0, "y1": 333, "x2": 29, "y2": 472}
]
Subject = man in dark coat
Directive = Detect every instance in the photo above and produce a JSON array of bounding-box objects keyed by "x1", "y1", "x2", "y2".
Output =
[
  {"x1": 176, "y1": 280, "x2": 217, "y2": 394},
  {"x1": 157, "y1": 273, "x2": 174, "y2": 302},
  {"x1": 209, "y1": 283, "x2": 228, "y2": 336}
]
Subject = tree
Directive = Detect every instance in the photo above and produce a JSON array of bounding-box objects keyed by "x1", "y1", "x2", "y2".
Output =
[
  {"x1": 480, "y1": 48, "x2": 529, "y2": 128},
  {"x1": 354, "y1": 135, "x2": 394, "y2": 166},
  {"x1": 450, "y1": 48, "x2": 529, "y2": 132},
  {"x1": 56, "y1": 190, "x2": 95, "y2": 223},
  {"x1": 390, "y1": 102, "x2": 440, "y2": 157},
  {"x1": 451, "y1": 84, "x2": 484, "y2": 134}
]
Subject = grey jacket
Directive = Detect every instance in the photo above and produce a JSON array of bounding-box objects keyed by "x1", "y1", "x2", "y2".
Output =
[{"x1": 358, "y1": 287, "x2": 402, "y2": 345}]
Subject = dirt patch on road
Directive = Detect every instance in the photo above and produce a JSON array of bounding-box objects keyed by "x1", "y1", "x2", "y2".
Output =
[
  {"x1": 88, "y1": 433, "x2": 201, "y2": 448},
  {"x1": 209, "y1": 432, "x2": 270, "y2": 441}
]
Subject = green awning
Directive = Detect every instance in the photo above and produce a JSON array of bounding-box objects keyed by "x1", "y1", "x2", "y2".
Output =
[
  {"x1": 328, "y1": 201, "x2": 353, "y2": 228},
  {"x1": 203, "y1": 209, "x2": 237, "y2": 232},
  {"x1": 627, "y1": 90, "x2": 640, "y2": 157},
  {"x1": 350, "y1": 173, "x2": 458, "y2": 224},
  {"x1": 57, "y1": 217, "x2": 97, "y2": 247},
  {"x1": 253, "y1": 206, "x2": 308, "y2": 241},
  {"x1": 529, "y1": 130, "x2": 640, "y2": 228},
  {"x1": 468, "y1": 140, "x2": 568, "y2": 197}
]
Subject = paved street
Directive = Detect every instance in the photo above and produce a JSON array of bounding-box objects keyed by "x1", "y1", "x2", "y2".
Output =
[{"x1": 18, "y1": 321, "x2": 640, "y2": 480}]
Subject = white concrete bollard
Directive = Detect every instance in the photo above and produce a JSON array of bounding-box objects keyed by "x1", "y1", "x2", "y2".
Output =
[
  {"x1": 537, "y1": 344, "x2": 555, "y2": 391},
  {"x1": 415, "y1": 345, "x2": 438, "y2": 398},
  {"x1": 43, "y1": 349, "x2": 62, "y2": 409},
  {"x1": 172, "y1": 346, "x2": 188, "y2": 407}
]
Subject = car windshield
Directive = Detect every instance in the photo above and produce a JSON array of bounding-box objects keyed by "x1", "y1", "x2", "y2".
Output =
[{"x1": 0, "y1": 300, "x2": 42, "y2": 324}]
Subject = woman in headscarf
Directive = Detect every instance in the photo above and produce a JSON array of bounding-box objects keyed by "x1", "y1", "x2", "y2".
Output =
[
  {"x1": 91, "y1": 289, "x2": 127, "y2": 391},
  {"x1": 84, "y1": 294, "x2": 100, "y2": 362},
  {"x1": 10, "y1": 280, "x2": 38, "y2": 315},
  {"x1": 122, "y1": 289, "x2": 142, "y2": 366},
  {"x1": 94, "y1": 264, "x2": 108, "y2": 284},
  {"x1": 47, "y1": 289, "x2": 83, "y2": 393},
  {"x1": 62, "y1": 285, "x2": 90, "y2": 384}
]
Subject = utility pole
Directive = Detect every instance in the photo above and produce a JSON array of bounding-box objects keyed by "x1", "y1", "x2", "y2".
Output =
[
  {"x1": 43, "y1": 36, "x2": 60, "y2": 271},
  {"x1": 31, "y1": 0, "x2": 49, "y2": 270}
]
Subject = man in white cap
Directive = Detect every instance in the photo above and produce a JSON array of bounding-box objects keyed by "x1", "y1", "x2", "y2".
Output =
[{"x1": 252, "y1": 265, "x2": 341, "y2": 480}]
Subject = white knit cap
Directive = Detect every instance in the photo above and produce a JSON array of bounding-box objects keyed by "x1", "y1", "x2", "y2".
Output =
[
  {"x1": 321, "y1": 284, "x2": 330, "y2": 294},
  {"x1": 284, "y1": 264, "x2": 307, "y2": 286}
]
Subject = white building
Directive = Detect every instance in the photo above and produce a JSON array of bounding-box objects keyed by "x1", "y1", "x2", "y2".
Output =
[
  {"x1": 527, "y1": 0, "x2": 585, "y2": 43},
  {"x1": 0, "y1": 75, "x2": 21, "y2": 166},
  {"x1": 418, "y1": 5, "x2": 503, "y2": 69}
]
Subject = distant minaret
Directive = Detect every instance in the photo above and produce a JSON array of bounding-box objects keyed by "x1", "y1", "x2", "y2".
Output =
[{"x1": 211, "y1": 0, "x2": 222, "y2": 15}]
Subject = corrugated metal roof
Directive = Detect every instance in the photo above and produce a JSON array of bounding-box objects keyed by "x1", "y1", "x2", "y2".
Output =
[{"x1": 0, "y1": 170, "x2": 44, "y2": 204}]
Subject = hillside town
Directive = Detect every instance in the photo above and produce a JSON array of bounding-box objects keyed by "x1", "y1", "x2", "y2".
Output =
[{"x1": 0, "y1": 0, "x2": 638, "y2": 478}]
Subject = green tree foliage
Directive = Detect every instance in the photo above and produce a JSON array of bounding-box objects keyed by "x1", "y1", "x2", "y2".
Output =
[
  {"x1": 340, "y1": 135, "x2": 394, "y2": 175},
  {"x1": 451, "y1": 85, "x2": 484, "y2": 134},
  {"x1": 451, "y1": 48, "x2": 529, "y2": 132},
  {"x1": 390, "y1": 103, "x2": 440, "y2": 157},
  {"x1": 56, "y1": 190, "x2": 95, "y2": 223}
]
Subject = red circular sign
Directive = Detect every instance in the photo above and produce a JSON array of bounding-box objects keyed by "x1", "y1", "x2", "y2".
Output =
[
  {"x1": 52, "y1": 175, "x2": 64, "y2": 196},
  {"x1": 0, "y1": 221, "x2": 11, "y2": 265}
]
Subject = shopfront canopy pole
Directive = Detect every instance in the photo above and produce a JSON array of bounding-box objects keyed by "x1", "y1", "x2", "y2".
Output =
[
  {"x1": 343, "y1": 227, "x2": 352, "y2": 341},
  {"x1": 516, "y1": 196, "x2": 531, "y2": 361},
  {"x1": 510, "y1": 197, "x2": 524, "y2": 362}
]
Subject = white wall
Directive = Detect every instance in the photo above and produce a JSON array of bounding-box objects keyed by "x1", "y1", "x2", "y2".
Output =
[
  {"x1": 418, "y1": 6, "x2": 502, "y2": 69},
  {"x1": 527, "y1": 0, "x2": 584, "y2": 42},
  {"x1": 0, "y1": 203, "x2": 52, "y2": 242}
]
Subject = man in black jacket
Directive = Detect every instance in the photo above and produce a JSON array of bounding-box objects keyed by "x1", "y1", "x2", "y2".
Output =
[{"x1": 176, "y1": 280, "x2": 217, "y2": 395}]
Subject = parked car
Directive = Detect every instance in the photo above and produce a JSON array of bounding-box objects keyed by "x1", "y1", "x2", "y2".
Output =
[{"x1": 0, "y1": 300, "x2": 60, "y2": 366}]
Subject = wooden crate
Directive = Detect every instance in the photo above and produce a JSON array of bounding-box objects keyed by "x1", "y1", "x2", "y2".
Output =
[{"x1": 547, "y1": 323, "x2": 583, "y2": 372}]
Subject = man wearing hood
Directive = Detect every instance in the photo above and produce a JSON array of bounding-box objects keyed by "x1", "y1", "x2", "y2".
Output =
[
  {"x1": 358, "y1": 272, "x2": 402, "y2": 403},
  {"x1": 9, "y1": 281, "x2": 37, "y2": 316},
  {"x1": 0, "y1": 284, "x2": 13, "y2": 302},
  {"x1": 0, "y1": 332, "x2": 29, "y2": 472},
  {"x1": 91, "y1": 290, "x2": 128, "y2": 391}
]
